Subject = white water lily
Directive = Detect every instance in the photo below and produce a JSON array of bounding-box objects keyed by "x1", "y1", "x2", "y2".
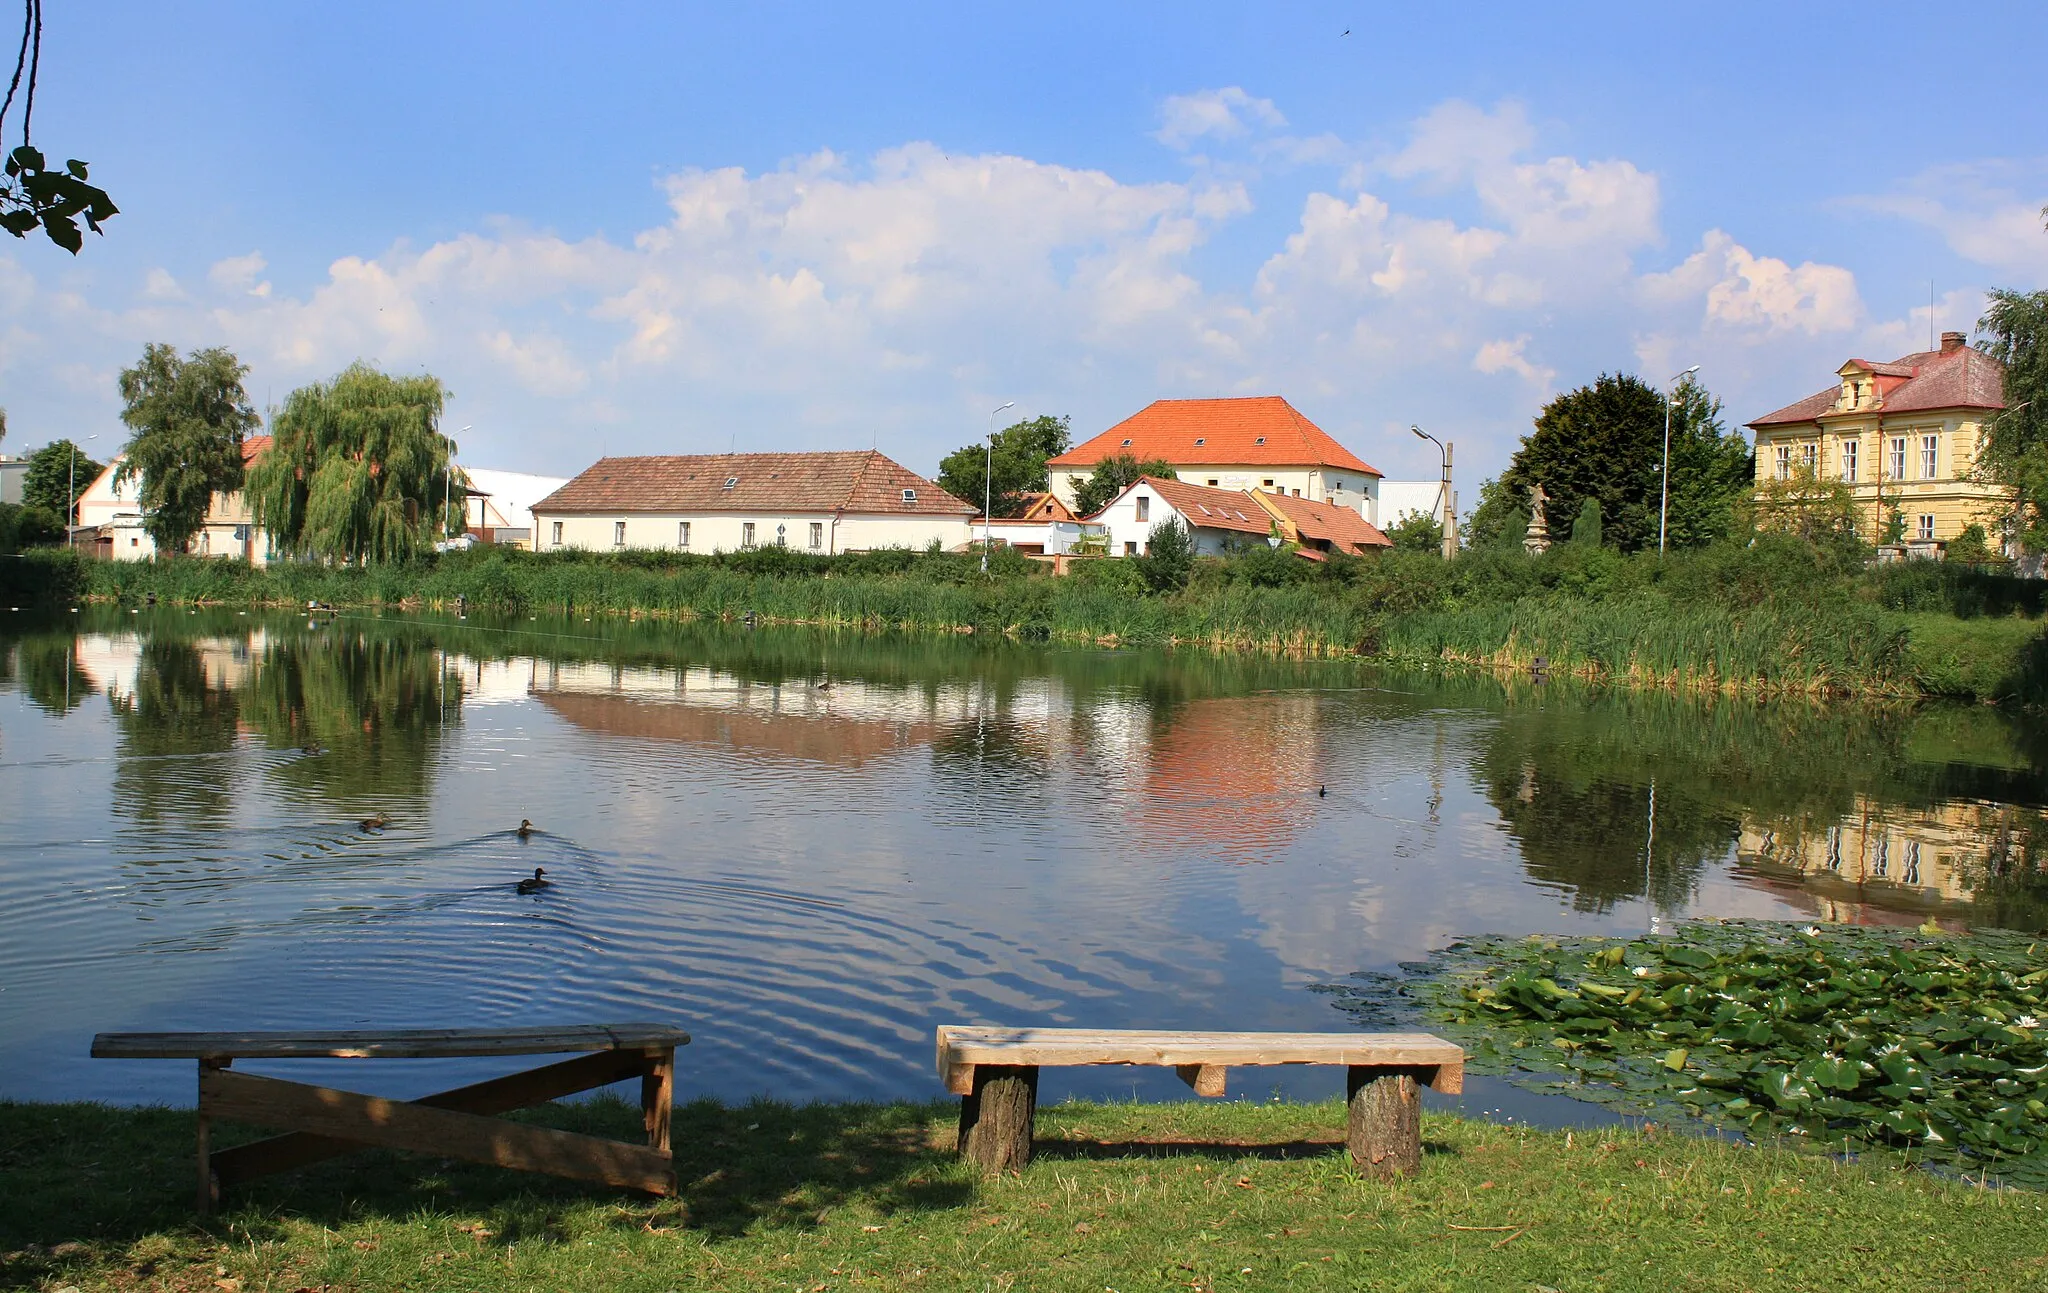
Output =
[
  {"x1": 1802, "y1": 926, "x2": 1821, "y2": 937},
  {"x1": 1632, "y1": 966, "x2": 1651, "y2": 978},
  {"x1": 2016, "y1": 1015, "x2": 2040, "y2": 1029}
]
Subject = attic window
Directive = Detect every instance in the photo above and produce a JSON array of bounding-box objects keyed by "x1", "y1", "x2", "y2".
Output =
[
  {"x1": 1254, "y1": 437, "x2": 1265, "y2": 445},
  {"x1": 723, "y1": 476, "x2": 739, "y2": 490},
  {"x1": 901, "y1": 488, "x2": 917, "y2": 504},
  {"x1": 1194, "y1": 438, "x2": 1205, "y2": 446},
  {"x1": 1121, "y1": 438, "x2": 1132, "y2": 446}
]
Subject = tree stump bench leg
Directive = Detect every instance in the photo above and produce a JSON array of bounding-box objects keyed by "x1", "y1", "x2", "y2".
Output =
[
  {"x1": 956, "y1": 1064, "x2": 1037, "y2": 1175},
  {"x1": 196, "y1": 1058, "x2": 229, "y2": 1215},
  {"x1": 641, "y1": 1046, "x2": 673, "y2": 1156},
  {"x1": 1347, "y1": 1065, "x2": 1424, "y2": 1179}
]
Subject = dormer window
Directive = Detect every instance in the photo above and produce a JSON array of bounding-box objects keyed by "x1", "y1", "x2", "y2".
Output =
[{"x1": 901, "y1": 488, "x2": 917, "y2": 504}]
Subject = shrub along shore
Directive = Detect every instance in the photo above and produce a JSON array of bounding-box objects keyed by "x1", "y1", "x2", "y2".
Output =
[
  {"x1": 8, "y1": 537, "x2": 2046, "y2": 704},
  {"x1": 3, "y1": 1097, "x2": 2043, "y2": 1292}
]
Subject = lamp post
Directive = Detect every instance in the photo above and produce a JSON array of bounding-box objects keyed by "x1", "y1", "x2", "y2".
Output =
[
  {"x1": 446, "y1": 425, "x2": 472, "y2": 539},
  {"x1": 1659, "y1": 366, "x2": 1699, "y2": 555},
  {"x1": 1411, "y1": 425, "x2": 1455, "y2": 558},
  {"x1": 981, "y1": 401, "x2": 1014, "y2": 573},
  {"x1": 68, "y1": 433, "x2": 99, "y2": 536}
]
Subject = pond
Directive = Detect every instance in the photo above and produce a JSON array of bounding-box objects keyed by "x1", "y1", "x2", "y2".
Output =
[{"x1": 3, "y1": 607, "x2": 2044, "y2": 1118}]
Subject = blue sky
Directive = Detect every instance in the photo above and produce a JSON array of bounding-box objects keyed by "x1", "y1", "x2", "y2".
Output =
[{"x1": 2, "y1": 1, "x2": 2044, "y2": 489}]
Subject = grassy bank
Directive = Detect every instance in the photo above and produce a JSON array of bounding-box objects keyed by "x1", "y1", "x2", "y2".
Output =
[
  {"x1": 11, "y1": 536, "x2": 2047, "y2": 702},
  {"x1": 3, "y1": 1098, "x2": 2042, "y2": 1292}
]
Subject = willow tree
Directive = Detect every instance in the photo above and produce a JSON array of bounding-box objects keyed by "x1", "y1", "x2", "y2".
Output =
[
  {"x1": 115, "y1": 343, "x2": 260, "y2": 553},
  {"x1": 248, "y1": 363, "x2": 463, "y2": 563}
]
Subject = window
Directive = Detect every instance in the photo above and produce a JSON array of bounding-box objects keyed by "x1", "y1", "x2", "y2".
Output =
[
  {"x1": 1918, "y1": 514, "x2": 1935, "y2": 542},
  {"x1": 1124, "y1": 541, "x2": 1137, "y2": 556},
  {"x1": 1773, "y1": 444, "x2": 1790, "y2": 480},
  {"x1": 1120, "y1": 438, "x2": 1132, "y2": 447},
  {"x1": 1206, "y1": 479, "x2": 1219, "y2": 486},
  {"x1": 1135, "y1": 496, "x2": 1150, "y2": 521},
  {"x1": 1826, "y1": 826, "x2": 1843, "y2": 871},
  {"x1": 1920, "y1": 433, "x2": 1939, "y2": 480},
  {"x1": 901, "y1": 488, "x2": 917, "y2": 504},
  {"x1": 1292, "y1": 488, "x2": 1302, "y2": 497},
  {"x1": 1904, "y1": 840, "x2": 1922, "y2": 886},
  {"x1": 551, "y1": 521, "x2": 563, "y2": 545},
  {"x1": 613, "y1": 521, "x2": 627, "y2": 547},
  {"x1": 1194, "y1": 437, "x2": 1205, "y2": 446},
  {"x1": 1889, "y1": 437, "x2": 1907, "y2": 481},
  {"x1": 723, "y1": 476, "x2": 738, "y2": 490},
  {"x1": 742, "y1": 521, "x2": 756, "y2": 548},
  {"x1": 678, "y1": 521, "x2": 691, "y2": 548},
  {"x1": 1840, "y1": 439, "x2": 1858, "y2": 483},
  {"x1": 1261, "y1": 478, "x2": 1275, "y2": 488},
  {"x1": 809, "y1": 522, "x2": 823, "y2": 549},
  {"x1": 1800, "y1": 443, "x2": 1817, "y2": 474},
  {"x1": 1254, "y1": 436, "x2": 1265, "y2": 445},
  {"x1": 1874, "y1": 835, "x2": 1889, "y2": 877}
]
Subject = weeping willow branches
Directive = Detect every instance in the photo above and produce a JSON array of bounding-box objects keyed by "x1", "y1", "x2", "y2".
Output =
[{"x1": 248, "y1": 363, "x2": 465, "y2": 564}]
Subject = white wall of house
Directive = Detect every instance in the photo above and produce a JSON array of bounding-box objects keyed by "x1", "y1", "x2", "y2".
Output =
[
  {"x1": 1093, "y1": 482, "x2": 1261, "y2": 557},
  {"x1": 1054, "y1": 463, "x2": 1379, "y2": 519},
  {"x1": 74, "y1": 459, "x2": 276, "y2": 563},
  {"x1": 977, "y1": 518, "x2": 1105, "y2": 555},
  {"x1": 535, "y1": 509, "x2": 974, "y2": 555}
]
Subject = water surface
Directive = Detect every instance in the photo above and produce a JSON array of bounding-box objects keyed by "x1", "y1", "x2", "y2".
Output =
[{"x1": 3, "y1": 608, "x2": 2043, "y2": 1115}]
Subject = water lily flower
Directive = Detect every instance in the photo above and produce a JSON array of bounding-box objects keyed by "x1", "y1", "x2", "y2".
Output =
[
  {"x1": 2016, "y1": 1016, "x2": 2040, "y2": 1029},
  {"x1": 1632, "y1": 966, "x2": 1651, "y2": 978},
  {"x1": 1802, "y1": 926, "x2": 1820, "y2": 937}
]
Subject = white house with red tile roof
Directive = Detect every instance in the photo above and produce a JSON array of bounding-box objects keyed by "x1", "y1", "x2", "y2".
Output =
[
  {"x1": 1047, "y1": 396, "x2": 1384, "y2": 520},
  {"x1": 532, "y1": 450, "x2": 976, "y2": 555},
  {"x1": 77, "y1": 435, "x2": 279, "y2": 563},
  {"x1": 1092, "y1": 476, "x2": 1279, "y2": 557}
]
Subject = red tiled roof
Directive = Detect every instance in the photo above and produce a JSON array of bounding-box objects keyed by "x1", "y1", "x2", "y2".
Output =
[
  {"x1": 240, "y1": 435, "x2": 272, "y2": 463},
  {"x1": 1130, "y1": 476, "x2": 1273, "y2": 536},
  {"x1": 1256, "y1": 490, "x2": 1392, "y2": 553},
  {"x1": 533, "y1": 451, "x2": 975, "y2": 516},
  {"x1": 1749, "y1": 346, "x2": 2006, "y2": 428},
  {"x1": 1048, "y1": 396, "x2": 1380, "y2": 475}
]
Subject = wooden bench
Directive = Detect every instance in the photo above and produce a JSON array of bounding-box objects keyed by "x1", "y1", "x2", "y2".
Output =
[
  {"x1": 91, "y1": 1024, "x2": 688, "y2": 1212},
  {"x1": 937, "y1": 1027, "x2": 1463, "y2": 1178}
]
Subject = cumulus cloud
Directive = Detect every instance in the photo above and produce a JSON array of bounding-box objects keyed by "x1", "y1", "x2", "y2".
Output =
[
  {"x1": 1473, "y1": 335, "x2": 1555, "y2": 388},
  {"x1": 1155, "y1": 87, "x2": 1286, "y2": 150},
  {"x1": 1848, "y1": 160, "x2": 2048, "y2": 286},
  {"x1": 208, "y1": 251, "x2": 271, "y2": 298},
  {"x1": 1642, "y1": 230, "x2": 1861, "y2": 336}
]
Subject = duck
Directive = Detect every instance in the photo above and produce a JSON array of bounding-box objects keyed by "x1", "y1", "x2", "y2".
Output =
[
  {"x1": 516, "y1": 867, "x2": 549, "y2": 895},
  {"x1": 302, "y1": 743, "x2": 325, "y2": 756},
  {"x1": 359, "y1": 812, "x2": 388, "y2": 832},
  {"x1": 516, "y1": 818, "x2": 535, "y2": 840},
  {"x1": 814, "y1": 680, "x2": 833, "y2": 692},
  {"x1": 1318, "y1": 785, "x2": 1327, "y2": 798}
]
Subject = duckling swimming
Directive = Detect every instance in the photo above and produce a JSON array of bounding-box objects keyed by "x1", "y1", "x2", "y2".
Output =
[
  {"x1": 516, "y1": 818, "x2": 535, "y2": 840},
  {"x1": 516, "y1": 866, "x2": 549, "y2": 894},
  {"x1": 359, "y1": 812, "x2": 388, "y2": 832}
]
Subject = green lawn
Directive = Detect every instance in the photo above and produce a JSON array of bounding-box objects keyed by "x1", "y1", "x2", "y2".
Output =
[{"x1": 4, "y1": 1097, "x2": 2043, "y2": 1291}]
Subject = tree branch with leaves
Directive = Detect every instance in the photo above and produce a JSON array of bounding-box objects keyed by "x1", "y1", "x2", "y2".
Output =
[{"x1": 0, "y1": 0, "x2": 116, "y2": 252}]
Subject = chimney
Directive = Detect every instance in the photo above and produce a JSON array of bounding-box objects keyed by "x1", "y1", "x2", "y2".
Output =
[{"x1": 1941, "y1": 330, "x2": 1966, "y2": 353}]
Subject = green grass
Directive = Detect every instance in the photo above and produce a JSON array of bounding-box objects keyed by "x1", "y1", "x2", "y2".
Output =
[{"x1": 3, "y1": 1097, "x2": 2045, "y2": 1291}]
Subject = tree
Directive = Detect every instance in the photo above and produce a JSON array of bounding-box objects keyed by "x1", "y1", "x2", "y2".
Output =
[
  {"x1": 1947, "y1": 524, "x2": 1997, "y2": 565},
  {"x1": 1472, "y1": 373, "x2": 1750, "y2": 555},
  {"x1": 0, "y1": 2, "x2": 118, "y2": 253},
  {"x1": 1134, "y1": 516, "x2": 1194, "y2": 592},
  {"x1": 1745, "y1": 466, "x2": 1864, "y2": 554},
  {"x1": 1464, "y1": 475, "x2": 1529, "y2": 552},
  {"x1": 247, "y1": 362, "x2": 460, "y2": 564},
  {"x1": 1070, "y1": 453, "x2": 1177, "y2": 516},
  {"x1": 21, "y1": 437, "x2": 101, "y2": 516},
  {"x1": 934, "y1": 414, "x2": 1071, "y2": 517},
  {"x1": 114, "y1": 344, "x2": 259, "y2": 554},
  {"x1": 1976, "y1": 289, "x2": 2048, "y2": 552},
  {"x1": 1570, "y1": 496, "x2": 1602, "y2": 547},
  {"x1": 1384, "y1": 509, "x2": 1444, "y2": 554}
]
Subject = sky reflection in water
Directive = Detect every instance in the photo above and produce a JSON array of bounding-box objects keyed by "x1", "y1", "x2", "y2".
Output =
[{"x1": 2, "y1": 608, "x2": 2044, "y2": 1119}]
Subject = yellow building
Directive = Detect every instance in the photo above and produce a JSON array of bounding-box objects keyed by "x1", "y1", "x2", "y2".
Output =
[{"x1": 1746, "y1": 332, "x2": 2012, "y2": 547}]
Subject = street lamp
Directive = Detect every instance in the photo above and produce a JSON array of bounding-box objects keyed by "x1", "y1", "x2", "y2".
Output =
[
  {"x1": 68, "y1": 433, "x2": 99, "y2": 536},
  {"x1": 1411, "y1": 425, "x2": 1455, "y2": 559},
  {"x1": 446, "y1": 425, "x2": 472, "y2": 539},
  {"x1": 1659, "y1": 366, "x2": 1699, "y2": 555},
  {"x1": 981, "y1": 402, "x2": 1014, "y2": 573}
]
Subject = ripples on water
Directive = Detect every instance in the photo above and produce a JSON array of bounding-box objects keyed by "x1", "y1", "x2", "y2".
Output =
[{"x1": 2, "y1": 609, "x2": 2044, "y2": 1117}]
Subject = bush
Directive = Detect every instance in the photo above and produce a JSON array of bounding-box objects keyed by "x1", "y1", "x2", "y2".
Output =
[{"x1": 1134, "y1": 518, "x2": 1194, "y2": 593}]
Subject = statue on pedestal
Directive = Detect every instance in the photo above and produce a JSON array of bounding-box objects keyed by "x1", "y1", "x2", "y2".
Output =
[{"x1": 1523, "y1": 482, "x2": 1551, "y2": 555}]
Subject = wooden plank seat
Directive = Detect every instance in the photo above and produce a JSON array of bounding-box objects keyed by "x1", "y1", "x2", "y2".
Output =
[
  {"x1": 92, "y1": 1023, "x2": 688, "y2": 1212},
  {"x1": 937, "y1": 1027, "x2": 1463, "y2": 1178}
]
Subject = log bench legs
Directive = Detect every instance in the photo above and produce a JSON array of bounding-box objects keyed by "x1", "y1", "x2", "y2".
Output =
[
  {"x1": 957, "y1": 1064, "x2": 1038, "y2": 1175},
  {"x1": 1346, "y1": 1065, "x2": 1427, "y2": 1179},
  {"x1": 952, "y1": 1063, "x2": 1436, "y2": 1179}
]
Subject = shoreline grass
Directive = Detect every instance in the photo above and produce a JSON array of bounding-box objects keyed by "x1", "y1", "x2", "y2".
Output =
[
  {"x1": 10, "y1": 540, "x2": 2046, "y2": 704},
  {"x1": 3, "y1": 1097, "x2": 2043, "y2": 1291}
]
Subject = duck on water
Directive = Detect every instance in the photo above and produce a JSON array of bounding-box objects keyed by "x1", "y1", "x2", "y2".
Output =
[{"x1": 517, "y1": 867, "x2": 549, "y2": 895}]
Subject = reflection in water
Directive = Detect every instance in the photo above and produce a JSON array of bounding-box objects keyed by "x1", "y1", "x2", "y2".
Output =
[{"x1": 2, "y1": 607, "x2": 2044, "y2": 1112}]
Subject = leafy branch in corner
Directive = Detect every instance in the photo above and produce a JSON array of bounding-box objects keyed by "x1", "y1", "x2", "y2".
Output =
[{"x1": 0, "y1": 0, "x2": 116, "y2": 252}]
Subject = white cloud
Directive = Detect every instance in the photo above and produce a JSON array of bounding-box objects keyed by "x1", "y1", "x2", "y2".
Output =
[
  {"x1": 0, "y1": 94, "x2": 1904, "y2": 484},
  {"x1": 208, "y1": 251, "x2": 271, "y2": 297},
  {"x1": 1155, "y1": 87, "x2": 1286, "y2": 150},
  {"x1": 1848, "y1": 160, "x2": 2048, "y2": 286}
]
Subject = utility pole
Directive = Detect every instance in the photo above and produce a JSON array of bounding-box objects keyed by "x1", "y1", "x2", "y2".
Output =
[{"x1": 1441, "y1": 440, "x2": 1456, "y2": 559}]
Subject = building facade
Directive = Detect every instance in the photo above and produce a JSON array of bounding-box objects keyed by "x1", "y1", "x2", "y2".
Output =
[
  {"x1": 532, "y1": 450, "x2": 976, "y2": 555},
  {"x1": 1747, "y1": 332, "x2": 2011, "y2": 547},
  {"x1": 75, "y1": 436, "x2": 278, "y2": 563},
  {"x1": 1046, "y1": 396, "x2": 1385, "y2": 521}
]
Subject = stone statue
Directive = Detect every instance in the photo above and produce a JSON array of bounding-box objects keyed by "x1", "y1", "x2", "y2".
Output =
[{"x1": 1523, "y1": 482, "x2": 1551, "y2": 555}]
